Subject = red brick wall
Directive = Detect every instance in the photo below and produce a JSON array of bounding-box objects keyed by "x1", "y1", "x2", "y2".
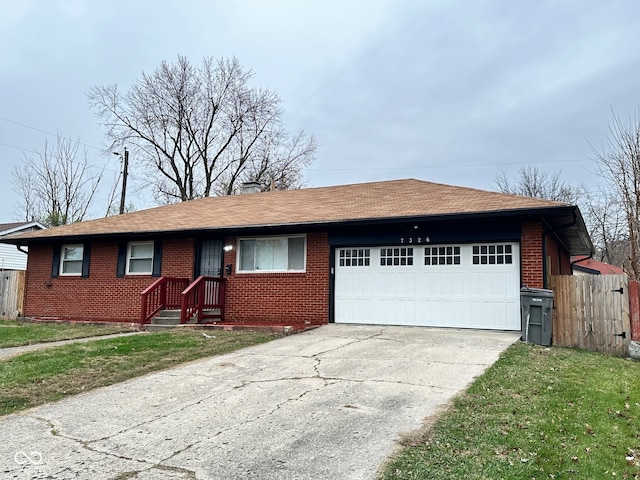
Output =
[
  {"x1": 23, "y1": 234, "x2": 329, "y2": 326},
  {"x1": 546, "y1": 234, "x2": 571, "y2": 276},
  {"x1": 521, "y1": 222, "x2": 572, "y2": 289},
  {"x1": 521, "y1": 222, "x2": 544, "y2": 288},
  {"x1": 163, "y1": 239, "x2": 195, "y2": 278},
  {"x1": 223, "y1": 232, "x2": 330, "y2": 327},
  {"x1": 24, "y1": 239, "x2": 195, "y2": 323}
]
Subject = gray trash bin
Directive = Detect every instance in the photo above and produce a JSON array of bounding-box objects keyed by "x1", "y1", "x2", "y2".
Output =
[{"x1": 520, "y1": 287, "x2": 553, "y2": 346}]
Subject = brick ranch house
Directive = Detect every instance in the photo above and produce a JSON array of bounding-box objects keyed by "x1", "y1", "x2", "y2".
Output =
[{"x1": 1, "y1": 179, "x2": 593, "y2": 331}]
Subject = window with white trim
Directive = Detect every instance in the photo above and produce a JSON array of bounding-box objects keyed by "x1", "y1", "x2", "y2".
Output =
[
  {"x1": 425, "y1": 246, "x2": 461, "y2": 266},
  {"x1": 472, "y1": 244, "x2": 513, "y2": 265},
  {"x1": 126, "y1": 242, "x2": 154, "y2": 275},
  {"x1": 60, "y1": 244, "x2": 84, "y2": 276},
  {"x1": 380, "y1": 247, "x2": 413, "y2": 266},
  {"x1": 238, "y1": 235, "x2": 306, "y2": 272}
]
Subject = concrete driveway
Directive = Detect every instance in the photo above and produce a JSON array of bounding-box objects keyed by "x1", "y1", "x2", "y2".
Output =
[{"x1": 1, "y1": 324, "x2": 520, "y2": 480}]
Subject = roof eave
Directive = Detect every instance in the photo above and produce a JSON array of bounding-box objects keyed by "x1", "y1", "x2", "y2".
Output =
[
  {"x1": 1, "y1": 205, "x2": 584, "y2": 247},
  {"x1": 0, "y1": 221, "x2": 46, "y2": 238}
]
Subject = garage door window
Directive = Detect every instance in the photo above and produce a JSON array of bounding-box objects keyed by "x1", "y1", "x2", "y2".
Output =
[
  {"x1": 472, "y1": 244, "x2": 513, "y2": 265},
  {"x1": 380, "y1": 247, "x2": 413, "y2": 266},
  {"x1": 339, "y1": 248, "x2": 370, "y2": 267},
  {"x1": 425, "y1": 246, "x2": 461, "y2": 266}
]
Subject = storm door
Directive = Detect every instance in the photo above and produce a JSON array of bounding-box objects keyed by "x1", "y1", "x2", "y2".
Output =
[{"x1": 198, "y1": 239, "x2": 224, "y2": 277}]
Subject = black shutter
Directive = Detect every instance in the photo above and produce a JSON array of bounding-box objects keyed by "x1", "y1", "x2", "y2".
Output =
[
  {"x1": 116, "y1": 243, "x2": 127, "y2": 277},
  {"x1": 51, "y1": 245, "x2": 61, "y2": 278},
  {"x1": 152, "y1": 241, "x2": 163, "y2": 277},
  {"x1": 81, "y1": 243, "x2": 91, "y2": 278}
]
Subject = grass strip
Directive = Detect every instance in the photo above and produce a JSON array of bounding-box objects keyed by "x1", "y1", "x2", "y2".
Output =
[
  {"x1": 380, "y1": 342, "x2": 640, "y2": 480},
  {"x1": 0, "y1": 329, "x2": 276, "y2": 416},
  {"x1": 0, "y1": 319, "x2": 133, "y2": 348}
]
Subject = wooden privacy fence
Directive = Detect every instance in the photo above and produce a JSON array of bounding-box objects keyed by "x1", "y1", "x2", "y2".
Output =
[
  {"x1": 550, "y1": 274, "x2": 630, "y2": 356},
  {"x1": 0, "y1": 270, "x2": 26, "y2": 318}
]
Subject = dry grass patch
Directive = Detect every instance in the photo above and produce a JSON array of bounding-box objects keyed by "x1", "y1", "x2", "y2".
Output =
[{"x1": 0, "y1": 329, "x2": 276, "y2": 416}]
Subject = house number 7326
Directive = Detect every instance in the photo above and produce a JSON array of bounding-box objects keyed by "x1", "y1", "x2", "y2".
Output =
[{"x1": 400, "y1": 237, "x2": 430, "y2": 244}]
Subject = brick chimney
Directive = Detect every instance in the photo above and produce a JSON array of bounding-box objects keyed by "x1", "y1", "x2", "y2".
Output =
[{"x1": 241, "y1": 182, "x2": 261, "y2": 194}]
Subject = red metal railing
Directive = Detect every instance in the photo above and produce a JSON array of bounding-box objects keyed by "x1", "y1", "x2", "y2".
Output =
[
  {"x1": 180, "y1": 276, "x2": 226, "y2": 324},
  {"x1": 140, "y1": 277, "x2": 190, "y2": 324}
]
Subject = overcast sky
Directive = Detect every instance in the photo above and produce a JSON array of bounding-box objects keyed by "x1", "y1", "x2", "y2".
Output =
[{"x1": 1, "y1": 0, "x2": 639, "y2": 222}]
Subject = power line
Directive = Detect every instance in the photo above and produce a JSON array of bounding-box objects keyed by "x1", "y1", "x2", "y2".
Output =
[
  {"x1": 0, "y1": 115, "x2": 103, "y2": 152},
  {"x1": 0, "y1": 141, "x2": 39, "y2": 155},
  {"x1": 308, "y1": 157, "x2": 594, "y2": 172},
  {"x1": 0, "y1": 141, "x2": 121, "y2": 175}
]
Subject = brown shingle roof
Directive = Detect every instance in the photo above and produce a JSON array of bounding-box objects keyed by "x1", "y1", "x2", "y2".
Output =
[
  {"x1": 7, "y1": 179, "x2": 568, "y2": 242},
  {"x1": 0, "y1": 222, "x2": 30, "y2": 232}
]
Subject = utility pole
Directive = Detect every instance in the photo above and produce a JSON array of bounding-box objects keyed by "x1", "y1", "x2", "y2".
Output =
[{"x1": 119, "y1": 148, "x2": 129, "y2": 215}]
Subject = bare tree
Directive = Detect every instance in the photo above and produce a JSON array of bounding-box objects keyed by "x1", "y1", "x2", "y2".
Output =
[
  {"x1": 581, "y1": 187, "x2": 627, "y2": 266},
  {"x1": 88, "y1": 56, "x2": 315, "y2": 203},
  {"x1": 215, "y1": 129, "x2": 316, "y2": 195},
  {"x1": 495, "y1": 165, "x2": 583, "y2": 204},
  {"x1": 494, "y1": 165, "x2": 634, "y2": 268},
  {"x1": 12, "y1": 136, "x2": 102, "y2": 227},
  {"x1": 592, "y1": 109, "x2": 640, "y2": 280}
]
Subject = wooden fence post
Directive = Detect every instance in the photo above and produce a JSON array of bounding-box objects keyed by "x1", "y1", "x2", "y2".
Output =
[
  {"x1": 629, "y1": 280, "x2": 640, "y2": 342},
  {"x1": 0, "y1": 270, "x2": 27, "y2": 318}
]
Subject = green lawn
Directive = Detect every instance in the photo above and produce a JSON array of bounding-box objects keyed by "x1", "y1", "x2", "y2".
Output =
[
  {"x1": 380, "y1": 342, "x2": 640, "y2": 480},
  {"x1": 0, "y1": 319, "x2": 134, "y2": 347},
  {"x1": 0, "y1": 329, "x2": 276, "y2": 416},
  {"x1": 3, "y1": 321, "x2": 639, "y2": 479}
]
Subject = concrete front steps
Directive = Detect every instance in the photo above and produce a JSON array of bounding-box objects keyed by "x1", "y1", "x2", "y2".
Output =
[
  {"x1": 142, "y1": 309, "x2": 311, "y2": 335},
  {"x1": 143, "y1": 309, "x2": 223, "y2": 332},
  {"x1": 143, "y1": 310, "x2": 191, "y2": 332}
]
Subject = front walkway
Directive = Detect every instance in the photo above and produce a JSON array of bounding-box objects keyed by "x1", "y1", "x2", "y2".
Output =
[
  {"x1": 1, "y1": 325, "x2": 520, "y2": 480},
  {"x1": 0, "y1": 332, "x2": 144, "y2": 361}
]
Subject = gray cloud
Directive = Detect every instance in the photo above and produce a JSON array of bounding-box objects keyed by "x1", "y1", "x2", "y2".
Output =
[{"x1": 1, "y1": 0, "x2": 638, "y2": 219}]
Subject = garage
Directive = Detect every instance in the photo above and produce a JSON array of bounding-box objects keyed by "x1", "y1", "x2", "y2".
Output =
[{"x1": 334, "y1": 242, "x2": 521, "y2": 330}]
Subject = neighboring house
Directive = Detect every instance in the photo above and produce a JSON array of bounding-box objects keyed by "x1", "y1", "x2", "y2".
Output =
[
  {"x1": 0, "y1": 221, "x2": 45, "y2": 270},
  {"x1": 571, "y1": 255, "x2": 625, "y2": 276},
  {"x1": 0, "y1": 179, "x2": 593, "y2": 330}
]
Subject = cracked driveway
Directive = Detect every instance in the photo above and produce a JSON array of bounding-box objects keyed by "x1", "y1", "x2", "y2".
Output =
[{"x1": 1, "y1": 324, "x2": 519, "y2": 479}]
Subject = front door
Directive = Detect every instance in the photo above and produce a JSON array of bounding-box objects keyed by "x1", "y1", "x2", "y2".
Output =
[{"x1": 198, "y1": 239, "x2": 224, "y2": 277}]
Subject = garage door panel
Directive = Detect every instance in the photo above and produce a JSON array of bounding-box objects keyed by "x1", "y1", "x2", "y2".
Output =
[
  {"x1": 335, "y1": 243, "x2": 521, "y2": 330},
  {"x1": 492, "y1": 302, "x2": 508, "y2": 328}
]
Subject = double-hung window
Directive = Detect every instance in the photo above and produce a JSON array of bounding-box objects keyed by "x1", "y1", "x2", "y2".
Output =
[
  {"x1": 60, "y1": 244, "x2": 84, "y2": 276},
  {"x1": 238, "y1": 235, "x2": 306, "y2": 272},
  {"x1": 126, "y1": 242, "x2": 154, "y2": 275}
]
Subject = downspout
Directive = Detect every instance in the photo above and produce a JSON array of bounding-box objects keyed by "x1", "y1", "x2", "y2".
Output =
[
  {"x1": 17, "y1": 244, "x2": 28, "y2": 255},
  {"x1": 570, "y1": 252, "x2": 594, "y2": 269},
  {"x1": 541, "y1": 210, "x2": 579, "y2": 289}
]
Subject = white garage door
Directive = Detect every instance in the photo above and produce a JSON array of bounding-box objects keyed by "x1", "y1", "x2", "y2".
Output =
[{"x1": 334, "y1": 243, "x2": 521, "y2": 330}]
